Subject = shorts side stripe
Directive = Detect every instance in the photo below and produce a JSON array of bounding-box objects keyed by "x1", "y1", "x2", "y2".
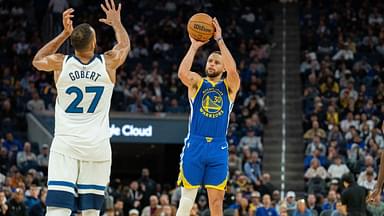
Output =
[
  {"x1": 48, "y1": 181, "x2": 76, "y2": 188},
  {"x1": 77, "y1": 184, "x2": 105, "y2": 191}
]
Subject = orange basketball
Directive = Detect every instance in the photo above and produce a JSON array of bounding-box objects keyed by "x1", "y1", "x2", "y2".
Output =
[{"x1": 187, "y1": 13, "x2": 214, "y2": 42}]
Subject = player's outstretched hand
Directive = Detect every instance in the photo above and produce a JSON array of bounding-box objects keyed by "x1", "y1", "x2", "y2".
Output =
[
  {"x1": 212, "y1": 17, "x2": 222, "y2": 41},
  {"x1": 366, "y1": 187, "x2": 382, "y2": 204},
  {"x1": 99, "y1": 0, "x2": 121, "y2": 27},
  {"x1": 189, "y1": 35, "x2": 208, "y2": 50},
  {"x1": 62, "y1": 8, "x2": 74, "y2": 35}
]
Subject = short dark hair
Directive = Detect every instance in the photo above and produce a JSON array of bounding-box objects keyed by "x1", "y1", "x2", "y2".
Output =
[
  {"x1": 341, "y1": 173, "x2": 354, "y2": 184},
  {"x1": 70, "y1": 23, "x2": 94, "y2": 51}
]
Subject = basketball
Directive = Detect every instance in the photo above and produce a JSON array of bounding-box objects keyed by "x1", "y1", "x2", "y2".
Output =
[{"x1": 187, "y1": 13, "x2": 214, "y2": 42}]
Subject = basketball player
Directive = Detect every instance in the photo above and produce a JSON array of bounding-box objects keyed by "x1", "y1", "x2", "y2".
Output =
[
  {"x1": 367, "y1": 123, "x2": 384, "y2": 202},
  {"x1": 176, "y1": 18, "x2": 240, "y2": 216},
  {"x1": 368, "y1": 125, "x2": 384, "y2": 203},
  {"x1": 32, "y1": 0, "x2": 129, "y2": 215}
]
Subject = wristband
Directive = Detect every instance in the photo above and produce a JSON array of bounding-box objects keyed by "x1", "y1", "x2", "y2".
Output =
[{"x1": 215, "y1": 37, "x2": 223, "y2": 42}]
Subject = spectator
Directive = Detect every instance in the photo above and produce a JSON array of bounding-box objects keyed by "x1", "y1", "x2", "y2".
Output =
[
  {"x1": 237, "y1": 128, "x2": 263, "y2": 153},
  {"x1": 293, "y1": 199, "x2": 312, "y2": 216},
  {"x1": 304, "y1": 121, "x2": 326, "y2": 140},
  {"x1": 306, "y1": 194, "x2": 321, "y2": 215},
  {"x1": 138, "y1": 168, "x2": 157, "y2": 202},
  {"x1": 322, "y1": 189, "x2": 337, "y2": 211},
  {"x1": 113, "y1": 199, "x2": 124, "y2": 216},
  {"x1": 248, "y1": 191, "x2": 262, "y2": 216},
  {"x1": 165, "y1": 99, "x2": 184, "y2": 113},
  {"x1": 2, "y1": 132, "x2": 23, "y2": 152},
  {"x1": 330, "y1": 202, "x2": 344, "y2": 216},
  {"x1": 258, "y1": 173, "x2": 275, "y2": 197},
  {"x1": 24, "y1": 184, "x2": 40, "y2": 209},
  {"x1": 124, "y1": 180, "x2": 143, "y2": 212},
  {"x1": 228, "y1": 147, "x2": 242, "y2": 176},
  {"x1": 327, "y1": 156, "x2": 350, "y2": 179},
  {"x1": 340, "y1": 112, "x2": 359, "y2": 133},
  {"x1": 141, "y1": 195, "x2": 160, "y2": 216},
  {"x1": 358, "y1": 170, "x2": 376, "y2": 191},
  {"x1": 286, "y1": 191, "x2": 297, "y2": 211},
  {"x1": 129, "y1": 209, "x2": 140, "y2": 216},
  {"x1": 243, "y1": 151, "x2": 262, "y2": 186},
  {"x1": 340, "y1": 173, "x2": 368, "y2": 216},
  {"x1": 255, "y1": 194, "x2": 278, "y2": 216},
  {"x1": 6, "y1": 188, "x2": 28, "y2": 216},
  {"x1": 36, "y1": 144, "x2": 49, "y2": 174},
  {"x1": 26, "y1": 91, "x2": 46, "y2": 115},
  {"x1": 305, "y1": 136, "x2": 326, "y2": 156},
  {"x1": 16, "y1": 142, "x2": 38, "y2": 173},
  {"x1": 159, "y1": 194, "x2": 176, "y2": 216},
  {"x1": 29, "y1": 188, "x2": 47, "y2": 216},
  {"x1": 358, "y1": 167, "x2": 377, "y2": 186},
  {"x1": 304, "y1": 158, "x2": 327, "y2": 180},
  {"x1": 367, "y1": 195, "x2": 384, "y2": 216}
]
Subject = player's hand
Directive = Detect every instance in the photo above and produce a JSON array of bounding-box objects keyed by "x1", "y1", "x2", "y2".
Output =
[
  {"x1": 212, "y1": 17, "x2": 222, "y2": 41},
  {"x1": 99, "y1": 0, "x2": 122, "y2": 27},
  {"x1": 62, "y1": 8, "x2": 74, "y2": 35},
  {"x1": 189, "y1": 35, "x2": 208, "y2": 50},
  {"x1": 366, "y1": 187, "x2": 382, "y2": 203}
]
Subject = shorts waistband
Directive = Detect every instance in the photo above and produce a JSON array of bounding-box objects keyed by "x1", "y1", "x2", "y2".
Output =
[{"x1": 188, "y1": 135, "x2": 227, "y2": 143}]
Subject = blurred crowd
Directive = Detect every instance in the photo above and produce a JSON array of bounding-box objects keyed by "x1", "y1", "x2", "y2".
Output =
[
  {"x1": 0, "y1": 0, "x2": 278, "y2": 215},
  {"x1": 300, "y1": 0, "x2": 384, "y2": 215}
]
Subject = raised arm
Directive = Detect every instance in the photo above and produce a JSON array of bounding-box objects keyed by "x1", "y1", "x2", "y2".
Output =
[
  {"x1": 212, "y1": 18, "x2": 240, "y2": 100},
  {"x1": 368, "y1": 151, "x2": 384, "y2": 202},
  {"x1": 32, "y1": 8, "x2": 74, "y2": 72},
  {"x1": 178, "y1": 36, "x2": 205, "y2": 96},
  {"x1": 100, "y1": 0, "x2": 130, "y2": 83}
]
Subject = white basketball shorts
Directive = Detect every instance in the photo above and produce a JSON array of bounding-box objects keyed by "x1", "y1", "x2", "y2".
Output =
[{"x1": 46, "y1": 151, "x2": 111, "y2": 211}]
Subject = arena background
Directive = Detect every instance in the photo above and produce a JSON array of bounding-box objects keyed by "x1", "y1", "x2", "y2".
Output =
[{"x1": 1, "y1": 0, "x2": 384, "y2": 215}]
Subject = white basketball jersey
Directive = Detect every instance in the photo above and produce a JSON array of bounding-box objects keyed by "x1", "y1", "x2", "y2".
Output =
[{"x1": 51, "y1": 54, "x2": 114, "y2": 161}]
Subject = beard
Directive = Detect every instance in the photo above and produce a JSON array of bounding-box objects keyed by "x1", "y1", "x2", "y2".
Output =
[{"x1": 205, "y1": 69, "x2": 222, "y2": 78}]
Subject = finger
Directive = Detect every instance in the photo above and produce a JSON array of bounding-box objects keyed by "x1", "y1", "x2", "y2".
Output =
[
  {"x1": 63, "y1": 8, "x2": 74, "y2": 17},
  {"x1": 99, "y1": 18, "x2": 107, "y2": 24},
  {"x1": 101, "y1": 4, "x2": 108, "y2": 13},
  {"x1": 63, "y1": 8, "x2": 74, "y2": 15},
  {"x1": 117, "y1": 3, "x2": 121, "y2": 12},
  {"x1": 110, "y1": 0, "x2": 116, "y2": 10},
  {"x1": 105, "y1": 0, "x2": 111, "y2": 10}
]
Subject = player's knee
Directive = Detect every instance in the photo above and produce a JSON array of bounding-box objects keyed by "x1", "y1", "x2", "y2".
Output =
[
  {"x1": 208, "y1": 193, "x2": 224, "y2": 210},
  {"x1": 46, "y1": 207, "x2": 72, "y2": 216},
  {"x1": 209, "y1": 197, "x2": 223, "y2": 209}
]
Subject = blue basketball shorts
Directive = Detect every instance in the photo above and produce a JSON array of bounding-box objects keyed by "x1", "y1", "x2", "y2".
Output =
[{"x1": 177, "y1": 135, "x2": 228, "y2": 190}]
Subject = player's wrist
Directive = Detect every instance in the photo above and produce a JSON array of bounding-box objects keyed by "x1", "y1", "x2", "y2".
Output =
[
  {"x1": 190, "y1": 44, "x2": 200, "y2": 50},
  {"x1": 62, "y1": 30, "x2": 72, "y2": 38},
  {"x1": 215, "y1": 36, "x2": 223, "y2": 42}
]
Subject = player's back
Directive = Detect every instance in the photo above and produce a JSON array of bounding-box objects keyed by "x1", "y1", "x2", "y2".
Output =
[{"x1": 52, "y1": 54, "x2": 114, "y2": 161}]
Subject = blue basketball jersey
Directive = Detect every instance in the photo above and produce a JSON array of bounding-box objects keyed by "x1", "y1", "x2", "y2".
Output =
[{"x1": 187, "y1": 78, "x2": 233, "y2": 139}]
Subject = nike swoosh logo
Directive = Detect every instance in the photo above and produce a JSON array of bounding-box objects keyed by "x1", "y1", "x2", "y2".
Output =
[{"x1": 221, "y1": 146, "x2": 227, "y2": 150}]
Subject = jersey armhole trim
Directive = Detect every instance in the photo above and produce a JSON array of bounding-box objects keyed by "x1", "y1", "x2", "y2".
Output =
[
  {"x1": 100, "y1": 54, "x2": 114, "y2": 85},
  {"x1": 223, "y1": 79, "x2": 234, "y2": 103},
  {"x1": 191, "y1": 79, "x2": 204, "y2": 100}
]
